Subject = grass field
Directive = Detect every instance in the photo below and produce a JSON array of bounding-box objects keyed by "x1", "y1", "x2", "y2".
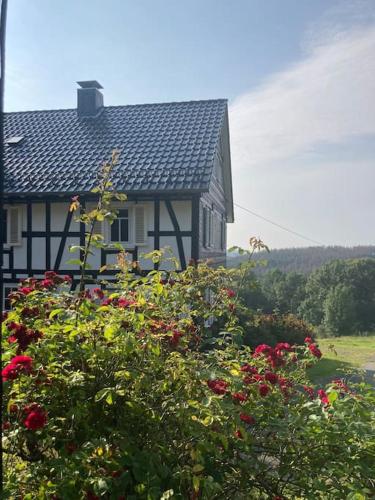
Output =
[{"x1": 307, "y1": 335, "x2": 375, "y2": 384}]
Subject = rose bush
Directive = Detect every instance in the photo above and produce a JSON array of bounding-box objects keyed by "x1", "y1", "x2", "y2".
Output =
[{"x1": 2, "y1": 258, "x2": 375, "y2": 500}]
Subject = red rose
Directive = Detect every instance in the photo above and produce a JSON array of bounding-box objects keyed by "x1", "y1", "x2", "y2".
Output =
[
  {"x1": 332, "y1": 378, "x2": 350, "y2": 393},
  {"x1": 308, "y1": 344, "x2": 322, "y2": 359},
  {"x1": 303, "y1": 385, "x2": 314, "y2": 399},
  {"x1": 10, "y1": 355, "x2": 33, "y2": 372},
  {"x1": 264, "y1": 371, "x2": 278, "y2": 385},
  {"x1": 40, "y1": 278, "x2": 54, "y2": 289},
  {"x1": 317, "y1": 389, "x2": 329, "y2": 406},
  {"x1": 259, "y1": 384, "x2": 270, "y2": 397},
  {"x1": 275, "y1": 342, "x2": 292, "y2": 352},
  {"x1": 24, "y1": 407, "x2": 47, "y2": 430},
  {"x1": 234, "y1": 429, "x2": 243, "y2": 439},
  {"x1": 224, "y1": 288, "x2": 235, "y2": 298},
  {"x1": 169, "y1": 330, "x2": 183, "y2": 347},
  {"x1": 253, "y1": 344, "x2": 272, "y2": 356},
  {"x1": 240, "y1": 413, "x2": 255, "y2": 425},
  {"x1": 45, "y1": 271, "x2": 57, "y2": 280},
  {"x1": 240, "y1": 363, "x2": 258, "y2": 374},
  {"x1": 232, "y1": 392, "x2": 248, "y2": 403},
  {"x1": 19, "y1": 286, "x2": 34, "y2": 295},
  {"x1": 243, "y1": 373, "x2": 263, "y2": 385},
  {"x1": 207, "y1": 379, "x2": 229, "y2": 395},
  {"x1": 304, "y1": 336, "x2": 313, "y2": 344},
  {"x1": 118, "y1": 297, "x2": 134, "y2": 308},
  {"x1": 2, "y1": 364, "x2": 19, "y2": 381},
  {"x1": 93, "y1": 288, "x2": 104, "y2": 299}
]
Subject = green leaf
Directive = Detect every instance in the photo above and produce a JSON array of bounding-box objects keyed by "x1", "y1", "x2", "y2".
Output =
[
  {"x1": 160, "y1": 490, "x2": 174, "y2": 500},
  {"x1": 49, "y1": 308, "x2": 64, "y2": 319},
  {"x1": 192, "y1": 464, "x2": 204, "y2": 473},
  {"x1": 104, "y1": 325, "x2": 116, "y2": 341},
  {"x1": 94, "y1": 388, "x2": 111, "y2": 402},
  {"x1": 193, "y1": 476, "x2": 200, "y2": 492},
  {"x1": 69, "y1": 245, "x2": 84, "y2": 253},
  {"x1": 328, "y1": 391, "x2": 338, "y2": 404},
  {"x1": 105, "y1": 392, "x2": 113, "y2": 405}
]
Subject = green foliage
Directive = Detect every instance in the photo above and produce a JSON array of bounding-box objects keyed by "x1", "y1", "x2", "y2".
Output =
[
  {"x1": 300, "y1": 259, "x2": 375, "y2": 335},
  {"x1": 238, "y1": 258, "x2": 375, "y2": 337},
  {"x1": 241, "y1": 311, "x2": 315, "y2": 349},
  {"x1": 2, "y1": 260, "x2": 375, "y2": 499},
  {"x1": 323, "y1": 284, "x2": 357, "y2": 336}
]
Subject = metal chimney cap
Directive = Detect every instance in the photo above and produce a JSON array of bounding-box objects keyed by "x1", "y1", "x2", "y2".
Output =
[{"x1": 77, "y1": 80, "x2": 103, "y2": 89}]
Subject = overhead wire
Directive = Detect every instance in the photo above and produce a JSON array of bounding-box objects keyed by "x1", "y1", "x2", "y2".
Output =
[{"x1": 233, "y1": 202, "x2": 326, "y2": 246}]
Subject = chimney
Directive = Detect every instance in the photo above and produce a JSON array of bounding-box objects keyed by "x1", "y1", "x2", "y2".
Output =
[{"x1": 77, "y1": 80, "x2": 104, "y2": 118}]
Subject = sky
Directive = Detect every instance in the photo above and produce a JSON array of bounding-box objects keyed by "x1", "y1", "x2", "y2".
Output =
[{"x1": 5, "y1": 0, "x2": 375, "y2": 249}]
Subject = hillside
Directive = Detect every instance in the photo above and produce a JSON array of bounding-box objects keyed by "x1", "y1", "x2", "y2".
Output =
[{"x1": 227, "y1": 245, "x2": 375, "y2": 274}]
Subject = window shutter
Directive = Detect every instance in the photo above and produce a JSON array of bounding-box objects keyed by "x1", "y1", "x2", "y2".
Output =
[
  {"x1": 8, "y1": 207, "x2": 21, "y2": 245},
  {"x1": 134, "y1": 206, "x2": 146, "y2": 245}
]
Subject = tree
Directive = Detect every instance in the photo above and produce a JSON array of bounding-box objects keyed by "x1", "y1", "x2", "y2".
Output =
[{"x1": 323, "y1": 284, "x2": 357, "y2": 336}]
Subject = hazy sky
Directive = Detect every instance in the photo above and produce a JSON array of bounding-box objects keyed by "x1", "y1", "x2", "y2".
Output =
[{"x1": 5, "y1": 0, "x2": 375, "y2": 249}]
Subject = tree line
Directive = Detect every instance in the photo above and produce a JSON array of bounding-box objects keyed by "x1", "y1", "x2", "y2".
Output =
[
  {"x1": 228, "y1": 245, "x2": 375, "y2": 274},
  {"x1": 239, "y1": 258, "x2": 375, "y2": 336}
]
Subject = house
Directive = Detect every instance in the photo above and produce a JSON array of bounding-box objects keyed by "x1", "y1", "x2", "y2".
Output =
[{"x1": 2, "y1": 81, "x2": 234, "y2": 305}]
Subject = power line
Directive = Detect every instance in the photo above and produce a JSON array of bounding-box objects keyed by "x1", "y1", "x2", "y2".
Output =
[{"x1": 234, "y1": 202, "x2": 326, "y2": 246}]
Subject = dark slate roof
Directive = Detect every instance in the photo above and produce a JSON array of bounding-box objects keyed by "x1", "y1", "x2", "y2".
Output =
[{"x1": 4, "y1": 99, "x2": 227, "y2": 195}]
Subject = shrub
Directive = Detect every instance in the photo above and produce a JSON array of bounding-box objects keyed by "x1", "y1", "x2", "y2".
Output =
[
  {"x1": 2, "y1": 261, "x2": 375, "y2": 499},
  {"x1": 241, "y1": 310, "x2": 315, "y2": 349}
]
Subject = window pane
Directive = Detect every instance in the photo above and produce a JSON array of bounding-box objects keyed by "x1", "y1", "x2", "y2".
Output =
[
  {"x1": 111, "y1": 219, "x2": 119, "y2": 241},
  {"x1": 118, "y1": 209, "x2": 128, "y2": 218},
  {"x1": 120, "y1": 218, "x2": 129, "y2": 242}
]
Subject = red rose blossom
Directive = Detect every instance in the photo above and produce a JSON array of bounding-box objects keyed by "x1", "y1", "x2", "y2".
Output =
[
  {"x1": 240, "y1": 413, "x2": 255, "y2": 425},
  {"x1": 232, "y1": 392, "x2": 248, "y2": 403},
  {"x1": 234, "y1": 429, "x2": 243, "y2": 439},
  {"x1": 259, "y1": 384, "x2": 270, "y2": 397},
  {"x1": 317, "y1": 389, "x2": 329, "y2": 405},
  {"x1": 207, "y1": 379, "x2": 229, "y2": 395},
  {"x1": 224, "y1": 288, "x2": 236, "y2": 298},
  {"x1": 303, "y1": 385, "x2": 315, "y2": 399},
  {"x1": 2, "y1": 364, "x2": 19, "y2": 381},
  {"x1": 40, "y1": 278, "x2": 54, "y2": 289},
  {"x1": 240, "y1": 363, "x2": 258, "y2": 374},
  {"x1": 304, "y1": 336, "x2": 313, "y2": 344},
  {"x1": 93, "y1": 287, "x2": 104, "y2": 299},
  {"x1": 24, "y1": 407, "x2": 47, "y2": 430},
  {"x1": 264, "y1": 371, "x2": 278, "y2": 385},
  {"x1": 308, "y1": 343, "x2": 322, "y2": 359}
]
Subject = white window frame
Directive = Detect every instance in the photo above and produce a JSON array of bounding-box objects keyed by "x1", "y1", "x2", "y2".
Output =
[
  {"x1": 3, "y1": 206, "x2": 22, "y2": 248},
  {"x1": 106, "y1": 204, "x2": 147, "y2": 248}
]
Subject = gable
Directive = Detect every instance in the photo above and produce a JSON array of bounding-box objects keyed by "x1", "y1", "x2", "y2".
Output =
[{"x1": 211, "y1": 111, "x2": 234, "y2": 223}]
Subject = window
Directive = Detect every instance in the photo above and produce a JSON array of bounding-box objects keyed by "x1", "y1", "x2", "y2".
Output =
[
  {"x1": 109, "y1": 206, "x2": 147, "y2": 246},
  {"x1": 203, "y1": 206, "x2": 213, "y2": 248},
  {"x1": 220, "y1": 216, "x2": 226, "y2": 250},
  {"x1": 2, "y1": 207, "x2": 22, "y2": 246},
  {"x1": 111, "y1": 209, "x2": 130, "y2": 242}
]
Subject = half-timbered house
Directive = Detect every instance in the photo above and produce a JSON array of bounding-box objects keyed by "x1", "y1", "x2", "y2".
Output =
[{"x1": 2, "y1": 81, "x2": 233, "y2": 305}]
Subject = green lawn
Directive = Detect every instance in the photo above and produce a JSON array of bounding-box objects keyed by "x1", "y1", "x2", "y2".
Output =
[{"x1": 307, "y1": 335, "x2": 375, "y2": 384}]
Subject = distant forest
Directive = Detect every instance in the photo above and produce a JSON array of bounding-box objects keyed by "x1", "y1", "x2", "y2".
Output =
[{"x1": 227, "y1": 245, "x2": 375, "y2": 274}]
